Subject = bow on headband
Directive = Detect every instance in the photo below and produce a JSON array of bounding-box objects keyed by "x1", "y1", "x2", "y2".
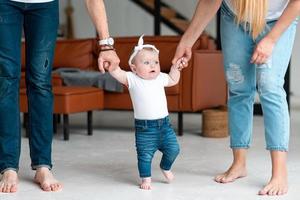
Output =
[{"x1": 128, "y1": 34, "x2": 159, "y2": 66}]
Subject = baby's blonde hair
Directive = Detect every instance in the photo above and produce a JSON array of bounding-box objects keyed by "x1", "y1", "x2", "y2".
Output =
[{"x1": 232, "y1": 0, "x2": 268, "y2": 39}]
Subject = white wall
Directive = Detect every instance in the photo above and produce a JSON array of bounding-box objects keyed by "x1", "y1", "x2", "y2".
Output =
[
  {"x1": 105, "y1": 0, "x2": 180, "y2": 36},
  {"x1": 59, "y1": 0, "x2": 95, "y2": 38},
  {"x1": 105, "y1": 1, "x2": 154, "y2": 37},
  {"x1": 58, "y1": 0, "x2": 176, "y2": 38},
  {"x1": 58, "y1": 0, "x2": 216, "y2": 37},
  {"x1": 163, "y1": 0, "x2": 217, "y2": 38}
]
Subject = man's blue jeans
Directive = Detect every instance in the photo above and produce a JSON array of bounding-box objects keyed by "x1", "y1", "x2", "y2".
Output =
[
  {"x1": 135, "y1": 116, "x2": 180, "y2": 178},
  {"x1": 220, "y1": 2, "x2": 297, "y2": 151},
  {"x1": 0, "y1": 0, "x2": 59, "y2": 173}
]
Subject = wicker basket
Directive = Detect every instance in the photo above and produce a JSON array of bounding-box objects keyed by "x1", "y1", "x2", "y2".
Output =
[{"x1": 201, "y1": 106, "x2": 228, "y2": 138}]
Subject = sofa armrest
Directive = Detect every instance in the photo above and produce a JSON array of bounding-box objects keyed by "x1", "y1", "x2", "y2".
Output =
[{"x1": 189, "y1": 50, "x2": 227, "y2": 111}]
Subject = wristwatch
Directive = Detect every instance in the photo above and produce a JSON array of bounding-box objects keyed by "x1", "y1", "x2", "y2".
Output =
[{"x1": 98, "y1": 37, "x2": 114, "y2": 46}]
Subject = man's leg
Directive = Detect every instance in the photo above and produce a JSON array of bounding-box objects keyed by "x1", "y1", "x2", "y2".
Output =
[
  {"x1": 23, "y1": 0, "x2": 61, "y2": 192},
  {"x1": 0, "y1": 1, "x2": 23, "y2": 193}
]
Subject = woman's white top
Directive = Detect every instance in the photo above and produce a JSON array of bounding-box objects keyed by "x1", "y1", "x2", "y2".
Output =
[
  {"x1": 126, "y1": 72, "x2": 169, "y2": 120},
  {"x1": 10, "y1": 0, "x2": 54, "y2": 3},
  {"x1": 224, "y1": 0, "x2": 289, "y2": 20}
]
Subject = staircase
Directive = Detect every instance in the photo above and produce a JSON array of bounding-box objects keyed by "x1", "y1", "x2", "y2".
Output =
[{"x1": 131, "y1": 0, "x2": 190, "y2": 34}]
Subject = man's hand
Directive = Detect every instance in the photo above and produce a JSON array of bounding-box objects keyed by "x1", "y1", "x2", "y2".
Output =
[
  {"x1": 98, "y1": 49, "x2": 120, "y2": 73},
  {"x1": 84, "y1": 0, "x2": 120, "y2": 73}
]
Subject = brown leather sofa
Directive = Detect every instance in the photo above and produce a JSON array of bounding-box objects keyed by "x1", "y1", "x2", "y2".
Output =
[{"x1": 20, "y1": 35, "x2": 227, "y2": 136}]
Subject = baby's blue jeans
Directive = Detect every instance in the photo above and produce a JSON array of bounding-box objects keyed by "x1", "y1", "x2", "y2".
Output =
[{"x1": 135, "y1": 116, "x2": 180, "y2": 178}]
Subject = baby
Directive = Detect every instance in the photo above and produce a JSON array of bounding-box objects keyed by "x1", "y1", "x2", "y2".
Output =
[{"x1": 109, "y1": 35, "x2": 184, "y2": 190}]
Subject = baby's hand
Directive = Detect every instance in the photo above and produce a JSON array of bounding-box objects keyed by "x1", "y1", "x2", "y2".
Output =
[
  {"x1": 178, "y1": 57, "x2": 188, "y2": 70},
  {"x1": 172, "y1": 58, "x2": 186, "y2": 71}
]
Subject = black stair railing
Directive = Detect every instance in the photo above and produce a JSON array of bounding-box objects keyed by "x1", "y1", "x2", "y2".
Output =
[
  {"x1": 130, "y1": 0, "x2": 188, "y2": 35},
  {"x1": 154, "y1": 0, "x2": 161, "y2": 35}
]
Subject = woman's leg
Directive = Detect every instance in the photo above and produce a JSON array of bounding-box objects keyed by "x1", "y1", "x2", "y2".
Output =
[
  {"x1": 215, "y1": 3, "x2": 256, "y2": 183},
  {"x1": 256, "y1": 19, "x2": 297, "y2": 195},
  {"x1": 259, "y1": 151, "x2": 288, "y2": 195}
]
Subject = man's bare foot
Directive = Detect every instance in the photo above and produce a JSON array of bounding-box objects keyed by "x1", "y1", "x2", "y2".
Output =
[
  {"x1": 214, "y1": 164, "x2": 247, "y2": 183},
  {"x1": 161, "y1": 169, "x2": 174, "y2": 183},
  {"x1": 34, "y1": 167, "x2": 62, "y2": 192},
  {"x1": 0, "y1": 170, "x2": 18, "y2": 193},
  {"x1": 140, "y1": 177, "x2": 152, "y2": 190}
]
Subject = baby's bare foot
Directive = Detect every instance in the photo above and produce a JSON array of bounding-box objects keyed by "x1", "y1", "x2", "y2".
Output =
[
  {"x1": 161, "y1": 169, "x2": 174, "y2": 183},
  {"x1": 258, "y1": 177, "x2": 288, "y2": 195},
  {"x1": 34, "y1": 167, "x2": 62, "y2": 192},
  {"x1": 140, "y1": 177, "x2": 152, "y2": 190},
  {"x1": 214, "y1": 164, "x2": 247, "y2": 183},
  {"x1": 0, "y1": 170, "x2": 18, "y2": 193}
]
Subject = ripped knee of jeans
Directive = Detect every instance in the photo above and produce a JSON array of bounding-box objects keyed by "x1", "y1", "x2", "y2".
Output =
[{"x1": 226, "y1": 63, "x2": 245, "y2": 85}]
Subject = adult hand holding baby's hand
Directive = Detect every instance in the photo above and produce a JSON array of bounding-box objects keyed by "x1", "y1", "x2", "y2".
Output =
[
  {"x1": 172, "y1": 58, "x2": 187, "y2": 71},
  {"x1": 172, "y1": 41, "x2": 192, "y2": 69},
  {"x1": 98, "y1": 49, "x2": 120, "y2": 73},
  {"x1": 178, "y1": 57, "x2": 188, "y2": 70}
]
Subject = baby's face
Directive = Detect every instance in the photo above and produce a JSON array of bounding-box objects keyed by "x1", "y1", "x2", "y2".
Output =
[{"x1": 132, "y1": 49, "x2": 160, "y2": 80}]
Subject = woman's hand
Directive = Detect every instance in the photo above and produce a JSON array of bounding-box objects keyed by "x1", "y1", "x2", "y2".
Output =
[
  {"x1": 251, "y1": 36, "x2": 275, "y2": 65},
  {"x1": 172, "y1": 42, "x2": 192, "y2": 70}
]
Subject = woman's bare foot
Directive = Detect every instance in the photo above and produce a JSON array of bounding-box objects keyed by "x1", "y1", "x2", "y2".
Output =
[
  {"x1": 215, "y1": 149, "x2": 247, "y2": 183},
  {"x1": 258, "y1": 151, "x2": 288, "y2": 196},
  {"x1": 161, "y1": 169, "x2": 174, "y2": 183},
  {"x1": 214, "y1": 164, "x2": 247, "y2": 183},
  {"x1": 140, "y1": 177, "x2": 152, "y2": 190},
  {"x1": 0, "y1": 170, "x2": 18, "y2": 193},
  {"x1": 34, "y1": 167, "x2": 62, "y2": 192},
  {"x1": 258, "y1": 177, "x2": 288, "y2": 196}
]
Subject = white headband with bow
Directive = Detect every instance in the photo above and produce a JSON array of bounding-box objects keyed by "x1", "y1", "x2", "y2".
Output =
[{"x1": 128, "y1": 34, "x2": 159, "y2": 66}]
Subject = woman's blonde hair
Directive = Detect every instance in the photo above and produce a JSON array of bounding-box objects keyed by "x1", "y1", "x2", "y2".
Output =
[{"x1": 232, "y1": 0, "x2": 268, "y2": 39}]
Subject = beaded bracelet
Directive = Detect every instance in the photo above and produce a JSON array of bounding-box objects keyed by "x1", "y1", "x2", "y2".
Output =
[{"x1": 99, "y1": 47, "x2": 115, "y2": 52}]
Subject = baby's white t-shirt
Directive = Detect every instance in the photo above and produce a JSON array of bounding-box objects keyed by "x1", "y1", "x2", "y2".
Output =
[{"x1": 126, "y1": 72, "x2": 169, "y2": 120}]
